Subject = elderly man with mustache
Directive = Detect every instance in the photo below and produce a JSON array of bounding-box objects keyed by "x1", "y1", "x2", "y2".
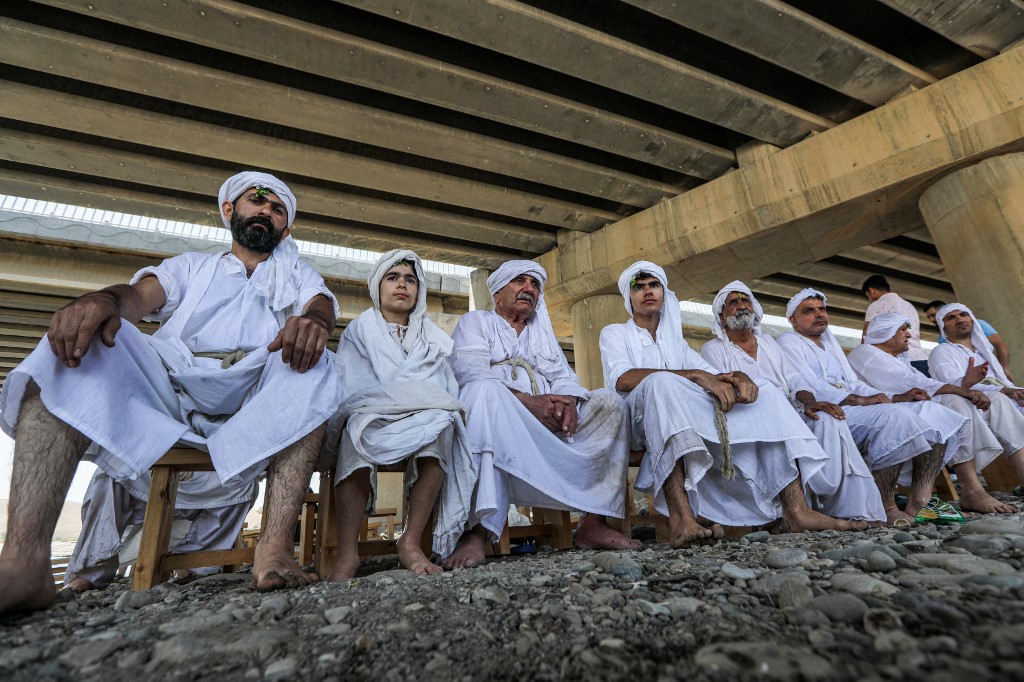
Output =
[{"x1": 443, "y1": 260, "x2": 639, "y2": 568}]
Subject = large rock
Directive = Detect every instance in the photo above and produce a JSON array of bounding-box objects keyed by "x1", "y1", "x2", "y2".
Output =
[
  {"x1": 942, "y1": 534, "x2": 1012, "y2": 557},
  {"x1": 695, "y1": 642, "x2": 832, "y2": 680},
  {"x1": 913, "y1": 553, "x2": 1017, "y2": 576},
  {"x1": 820, "y1": 544, "x2": 901, "y2": 564},
  {"x1": 831, "y1": 573, "x2": 901, "y2": 596},
  {"x1": 807, "y1": 593, "x2": 869, "y2": 623},
  {"x1": 958, "y1": 518, "x2": 1024, "y2": 536},
  {"x1": 766, "y1": 548, "x2": 808, "y2": 569},
  {"x1": 749, "y1": 571, "x2": 810, "y2": 598}
]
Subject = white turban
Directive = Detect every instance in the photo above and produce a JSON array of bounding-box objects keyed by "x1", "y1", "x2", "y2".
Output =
[
  {"x1": 711, "y1": 280, "x2": 764, "y2": 342},
  {"x1": 217, "y1": 171, "x2": 301, "y2": 311},
  {"x1": 865, "y1": 312, "x2": 912, "y2": 345},
  {"x1": 486, "y1": 260, "x2": 563, "y2": 363},
  {"x1": 786, "y1": 287, "x2": 858, "y2": 386},
  {"x1": 935, "y1": 302, "x2": 1010, "y2": 384},
  {"x1": 368, "y1": 249, "x2": 432, "y2": 354},
  {"x1": 217, "y1": 171, "x2": 297, "y2": 228},
  {"x1": 616, "y1": 261, "x2": 687, "y2": 368},
  {"x1": 786, "y1": 287, "x2": 826, "y2": 320}
]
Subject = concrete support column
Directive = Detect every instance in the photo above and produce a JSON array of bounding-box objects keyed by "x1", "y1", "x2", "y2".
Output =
[
  {"x1": 469, "y1": 268, "x2": 492, "y2": 311},
  {"x1": 571, "y1": 295, "x2": 628, "y2": 390},
  {"x1": 919, "y1": 152, "x2": 1024, "y2": 381}
]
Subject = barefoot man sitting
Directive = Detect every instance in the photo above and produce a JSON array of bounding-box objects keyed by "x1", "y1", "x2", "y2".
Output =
[
  {"x1": 777, "y1": 289, "x2": 965, "y2": 526},
  {"x1": 0, "y1": 171, "x2": 343, "y2": 613},
  {"x1": 700, "y1": 281, "x2": 885, "y2": 524},
  {"x1": 324, "y1": 250, "x2": 473, "y2": 580},
  {"x1": 600, "y1": 263, "x2": 865, "y2": 548},
  {"x1": 849, "y1": 313, "x2": 1021, "y2": 514},
  {"x1": 444, "y1": 260, "x2": 639, "y2": 568}
]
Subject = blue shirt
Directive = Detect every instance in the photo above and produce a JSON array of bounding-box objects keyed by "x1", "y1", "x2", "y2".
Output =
[{"x1": 937, "y1": 318, "x2": 997, "y2": 343}]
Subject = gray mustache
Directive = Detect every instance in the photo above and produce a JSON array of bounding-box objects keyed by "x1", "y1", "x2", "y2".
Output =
[{"x1": 516, "y1": 293, "x2": 536, "y2": 304}]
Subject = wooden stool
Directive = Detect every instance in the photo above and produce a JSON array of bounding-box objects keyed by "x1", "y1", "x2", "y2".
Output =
[
  {"x1": 982, "y1": 456, "x2": 1022, "y2": 492},
  {"x1": 610, "y1": 450, "x2": 669, "y2": 542}
]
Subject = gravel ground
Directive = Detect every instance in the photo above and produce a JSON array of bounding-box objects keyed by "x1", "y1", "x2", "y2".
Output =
[{"x1": 3, "y1": 493, "x2": 1024, "y2": 681}]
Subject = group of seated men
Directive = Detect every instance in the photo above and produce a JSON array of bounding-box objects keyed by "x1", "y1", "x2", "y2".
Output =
[{"x1": 1, "y1": 171, "x2": 1020, "y2": 616}]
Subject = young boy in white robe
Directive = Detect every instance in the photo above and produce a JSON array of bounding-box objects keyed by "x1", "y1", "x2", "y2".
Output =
[
  {"x1": 325, "y1": 250, "x2": 473, "y2": 580},
  {"x1": 700, "y1": 281, "x2": 885, "y2": 523},
  {"x1": 777, "y1": 289, "x2": 966, "y2": 525},
  {"x1": 600, "y1": 262, "x2": 868, "y2": 548}
]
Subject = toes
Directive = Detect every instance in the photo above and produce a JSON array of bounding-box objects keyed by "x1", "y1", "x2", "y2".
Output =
[
  {"x1": 711, "y1": 525, "x2": 725, "y2": 539},
  {"x1": 253, "y1": 571, "x2": 287, "y2": 592}
]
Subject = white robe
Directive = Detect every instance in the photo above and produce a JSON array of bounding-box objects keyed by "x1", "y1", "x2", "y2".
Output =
[
  {"x1": 701, "y1": 336, "x2": 885, "y2": 521},
  {"x1": 0, "y1": 251, "x2": 343, "y2": 496},
  {"x1": 327, "y1": 308, "x2": 474, "y2": 558},
  {"x1": 450, "y1": 310, "x2": 628, "y2": 540},
  {"x1": 600, "y1": 321, "x2": 831, "y2": 526},
  {"x1": 849, "y1": 343, "x2": 1024, "y2": 471},
  {"x1": 928, "y1": 341, "x2": 1023, "y2": 400},
  {"x1": 777, "y1": 332, "x2": 964, "y2": 476}
]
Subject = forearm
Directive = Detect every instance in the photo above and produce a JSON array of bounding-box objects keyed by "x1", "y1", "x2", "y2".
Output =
[
  {"x1": 83, "y1": 282, "x2": 159, "y2": 324},
  {"x1": 935, "y1": 384, "x2": 967, "y2": 399},
  {"x1": 615, "y1": 367, "x2": 704, "y2": 393},
  {"x1": 301, "y1": 294, "x2": 337, "y2": 334}
]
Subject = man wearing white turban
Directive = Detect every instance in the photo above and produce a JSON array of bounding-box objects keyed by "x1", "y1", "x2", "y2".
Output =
[
  {"x1": 444, "y1": 260, "x2": 638, "y2": 568},
  {"x1": 0, "y1": 171, "x2": 343, "y2": 614},
  {"x1": 601, "y1": 263, "x2": 866, "y2": 546},
  {"x1": 323, "y1": 249, "x2": 474, "y2": 580},
  {"x1": 777, "y1": 290, "x2": 966, "y2": 525},
  {"x1": 701, "y1": 281, "x2": 885, "y2": 522},
  {"x1": 849, "y1": 313, "x2": 1021, "y2": 513}
]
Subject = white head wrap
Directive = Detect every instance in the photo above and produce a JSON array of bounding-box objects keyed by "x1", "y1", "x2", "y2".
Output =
[
  {"x1": 934, "y1": 302, "x2": 1010, "y2": 384},
  {"x1": 616, "y1": 261, "x2": 687, "y2": 368},
  {"x1": 217, "y1": 171, "x2": 302, "y2": 312},
  {"x1": 711, "y1": 280, "x2": 764, "y2": 342},
  {"x1": 865, "y1": 312, "x2": 912, "y2": 345},
  {"x1": 368, "y1": 249, "x2": 432, "y2": 354},
  {"x1": 486, "y1": 260, "x2": 563, "y2": 362},
  {"x1": 217, "y1": 171, "x2": 297, "y2": 228},
  {"x1": 785, "y1": 287, "x2": 858, "y2": 386}
]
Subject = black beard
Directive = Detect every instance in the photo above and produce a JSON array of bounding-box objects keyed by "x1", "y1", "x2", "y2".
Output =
[{"x1": 230, "y1": 212, "x2": 282, "y2": 254}]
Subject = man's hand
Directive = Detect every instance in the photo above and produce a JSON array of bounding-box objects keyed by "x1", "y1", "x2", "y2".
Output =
[
  {"x1": 688, "y1": 370, "x2": 737, "y2": 412},
  {"x1": 963, "y1": 357, "x2": 989, "y2": 388},
  {"x1": 268, "y1": 314, "x2": 329, "y2": 372},
  {"x1": 1001, "y1": 387, "x2": 1024, "y2": 407},
  {"x1": 841, "y1": 393, "x2": 890, "y2": 407},
  {"x1": 47, "y1": 291, "x2": 122, "y2": 368},
  {"x1": 893, "y1": 388, "x2": 931, "y2": 403},
  {"x1": 966, "y1": 390, "x2": 991, "y2": 410},
  {"x1": 803, "y1": 401, "x2": 846, "y2": 420},
  {"x1": 719, "y1": 372, "x2": 758, "y2": 404},
  {"x1": 517, "y1": 393, "x2": 579, "y2": 435}
]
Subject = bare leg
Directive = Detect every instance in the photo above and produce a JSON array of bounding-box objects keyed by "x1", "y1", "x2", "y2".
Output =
[
  {"x1": 872, "y1": 462, "x2": 913, "y2": 526},
  {"x1": 0, "y1": 381, "x2": 90, "y2": 614},
  {"x1": 326, "y1": 468, "x2": 371, "y2": 582},
  {"x1": 954, "y1": 460, "x2": 1016, "y2": 514},
  {"x1": 251, "y1": 423, "x2": 324, "y2": 592},
  {"x1": 1009, "y1": 448, "x2": 1024, "y2": 481},
  {"x1": 777, "y1": 478, "x2": 869, "y2": 532},
  {"x1": 661, "y1": 463, "x2": 723, "y2": 548},
  {"x1": 396, "y1": 457, "x2": 444, "y2": 575},
  {"x1": 905, "y1": 445, "x2": 945, "y2": 517},
  {"x1": 574, "y1": 513, "x2": 643, "y2": 550},
  {"x1": 442, "y1": 524, "x2": 487, "y2": 569}
]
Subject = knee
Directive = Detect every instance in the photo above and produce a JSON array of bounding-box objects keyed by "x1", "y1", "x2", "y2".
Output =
[{"x1": 587, "y1": 388, "x2": 627, "y2": 415}]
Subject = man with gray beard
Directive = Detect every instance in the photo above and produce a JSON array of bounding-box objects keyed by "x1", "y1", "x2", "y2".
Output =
[{"x1": 700, "y1": 282, "x2": 885, "y2": 523}]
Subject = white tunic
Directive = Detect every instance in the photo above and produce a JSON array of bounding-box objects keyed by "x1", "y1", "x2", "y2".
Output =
[
  {"x1": 601, "y1": 321, "x2": 831, "y2": 526},
  {"x1": 450, "y1": 310, "x2": 628, "y2": 540},
  {"x1": 777, "y1": 332, "x2": 964, "y2": 474},
  {"x1": 701, "y1": 336, "x2": 885, "y2": 522},
  {"x1": 0, "y1": 250, "x2": 344, "y2": 501},
  {"x1": 849, "y1": 343, "x2": 1024, "y2": 470},
  {"x1": 928, "y1": 342, "x2": 1020, "y2": 395}
]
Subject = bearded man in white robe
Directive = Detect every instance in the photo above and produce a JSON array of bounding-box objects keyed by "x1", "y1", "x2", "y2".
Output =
[
  {"x1": 700, "y1": 281, "x2": 885, "y2": 523},
  {"x1": 849, "y1": 313, "x2": 1021, "y2": 514},
  {"x1": 777, "y1": 289, "x2": 966, "y2": 526},
  {"x1": 324, "y1": 249, "x2": 473, "y2": 580},
  {"x1": 443, "y1": 260, "x2": 639, "y2": 568},
  {"x1": 0, "y1": 171, "x2": 343, "y2": 614},
  {"x1": 600, "y1": 263, "x2": 868, "y2": 547}
]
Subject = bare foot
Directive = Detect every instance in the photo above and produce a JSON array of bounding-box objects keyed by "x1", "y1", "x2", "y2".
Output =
[
  {"x1": 64, "y1": 576, "x2": 96, "y2": 594},
  {"x1": 396, "y1": 536, "x2": 443, "y2": 576},
  {"x1": 442, "y1": 527, "x2": 486, "y2": 569},
  {"x1": 0, "y1": 560, "x2": 57, "y2": 615},
  {"x1": 884, "y1": 508, "x2": 915, "y2": 527},
  {"x1": 784, "y1": 508, "x2": 870, "y2": 532},
  {"x1": 325, "y1": 552, "x2": 361, "y2": 583},
  {"x1": 669, "y1": 515, "x2": 724, "y2": 549},
  {"x1": 251, "y1": 543, "x2": 318, "y2": 592},
  {"x1": 574, "y1": 515, "x2": 643, "y2": 550},
  {"x1": 959, "y1": 489, "x2": 1017, "y2": 514}
]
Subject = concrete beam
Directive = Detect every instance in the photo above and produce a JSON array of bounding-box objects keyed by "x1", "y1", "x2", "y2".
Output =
[
  {"x1": 0, "y1": 80, "x2": 617, "y2": 233},
  {"x1": 339, "y1": 0, "x2": 831, "y2": 145},
  {"x1": 621, "y1": 0, "x2": 935, "y2": 106},
  {"x1": 41, "y1": 0, "x2": 735, "y2": 177},
  {"x1": 0, "y1": 18, "x2": 688, "y2": 202},
  {"x1": 778, "y1": 260, "x2": 953, "y2": 305},
  {"x1": 539, "y1": 47, "x2": 1024, "y2": 334},
  {"x1": 878, "y1": 0, "x2": 1024, "y2": 58}
]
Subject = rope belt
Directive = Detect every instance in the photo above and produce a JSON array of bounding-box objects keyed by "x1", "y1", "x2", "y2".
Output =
[
  {"x1": 492, "y1": 357, "x2": 541, "y2": 396},
  {"x1": 981, "y1": 377, "x2": 1008, "y2": 388},
  {"x1": 194, "y1": 349, "x2": 249, "y2": 369},
  {"x1": 712, "y1": 396, "x2": 735, "y2": 480}
]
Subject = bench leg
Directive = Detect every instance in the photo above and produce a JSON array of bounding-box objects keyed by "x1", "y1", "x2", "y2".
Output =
[
  {"x1": 983, "y1": 456, "x2": 1022, "y2": 492},
  {"x1": 536, "y1": 509, "x2": 573, "y2": 549},
  {"x1": 935, "y1": 469, "x2": 959, "y2": 501},
  {"x1": 133, "y1": 466, "x2": 179, "y2": 591},
  {"x1": 298, "y1": 502, "x2": 316, "y2": 566},
  {"x1": 314, "y1": 471, "x2": 338, "y2": 578}
]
